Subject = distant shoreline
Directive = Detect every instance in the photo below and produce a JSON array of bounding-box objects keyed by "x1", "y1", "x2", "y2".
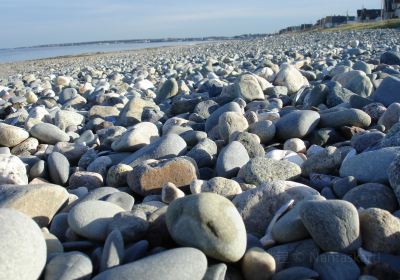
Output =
[
  {"x1": 3, "y1": 38, "x2": 223, "y2": 50},
  {"x1": 0, "y1": 33, "x2": 268, "y2": 51},
  {"x1": 2, "y1": 24, "x2": 399, "y2": 79},
  {"x1": 0, "y1": 40, "x2": 226, "y2": 65},
  {"x1": 0, "y1": 40, "x2": 224, "y2": 79}
]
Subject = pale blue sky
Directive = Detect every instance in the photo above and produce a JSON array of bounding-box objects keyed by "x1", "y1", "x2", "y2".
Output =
[{"x1": 0, "y1": 0, "x2": 381, "y2": 48}]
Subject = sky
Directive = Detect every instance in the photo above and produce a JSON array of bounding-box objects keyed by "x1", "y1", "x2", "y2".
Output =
[{"x1": 0, "y1": 0, "x2": 381, "y2": 49}]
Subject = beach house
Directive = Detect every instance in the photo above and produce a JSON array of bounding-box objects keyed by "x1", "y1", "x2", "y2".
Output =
[{"x1": 384, "y1": 0, "x2": 400, "y2": 19}]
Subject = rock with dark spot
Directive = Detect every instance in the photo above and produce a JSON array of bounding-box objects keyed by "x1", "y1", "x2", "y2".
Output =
[{"x1": 166, "y1": 193, "x2": 247, "y2": 262}]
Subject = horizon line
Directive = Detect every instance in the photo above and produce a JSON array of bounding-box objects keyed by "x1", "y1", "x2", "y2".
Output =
[{"x1": 0, "y1": 33, "x2": 274, "y2": 51}]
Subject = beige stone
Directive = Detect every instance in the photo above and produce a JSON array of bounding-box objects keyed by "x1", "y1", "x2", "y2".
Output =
[
  {"x1": 241, "y1": 247, "x2": 276, "y2": 280},
  {"x1": 11, "y1": 137, "x2": 39, "y2": 155},
  {"x1": 56, "y1": 76, "x2": 71, "y2": 86},
  {"x1": 117, "y1": 97, "x2": 158, "y2": 127},
  {"x1": 106, "y1": 164, "x2": 133, "y2": 187},
  {"x1": 69, "y1": 171, "x2": 104, "y2": 190},
  {"x1": 0, "y1": 184, "x2": 69, "y2": 226},
  {"x1": 89, "y1": 105, "x2": 120, "y2": 119},
  {"x1": 360, "y1": 208, "x2": 400, "y2": 254},
  {"x1": 0, "y1": 123, "x2": 29, "y2": 147},
  {"x1": 128, "y1": 157, "x2": 199, "y2": 195}
]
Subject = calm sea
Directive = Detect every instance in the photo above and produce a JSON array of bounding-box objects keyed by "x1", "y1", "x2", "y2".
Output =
[{"x1": 0, "y1": 41, "x2": 211, "y2": 63}]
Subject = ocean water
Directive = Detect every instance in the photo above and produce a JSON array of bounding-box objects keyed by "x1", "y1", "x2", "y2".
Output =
[{"x1": 0, "y1": 40, "x2": 211, "y2": 63}]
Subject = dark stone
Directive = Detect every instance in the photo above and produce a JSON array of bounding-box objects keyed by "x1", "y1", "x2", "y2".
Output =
[
  {"x1": 313, "y1": 252, "x2": 360, "y2": 280},
  {"x1": 267, "y1": 239, "x2": 320, "y2": 271},
  {"x1": 380, "y1": 51, "x2": 400, "y2": 66},
  {"x1": 372, "y1": 76, "x2": 400, "y2": 107}
]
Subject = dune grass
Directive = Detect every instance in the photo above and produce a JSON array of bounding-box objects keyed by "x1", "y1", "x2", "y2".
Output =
[{"x1": 321, "y1": 18, "x2": 400, "y2": 32}]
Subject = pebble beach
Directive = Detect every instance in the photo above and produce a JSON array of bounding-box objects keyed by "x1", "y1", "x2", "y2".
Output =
[{"x1": 1, "y1": 29, "x2": 400, "y2": 280}]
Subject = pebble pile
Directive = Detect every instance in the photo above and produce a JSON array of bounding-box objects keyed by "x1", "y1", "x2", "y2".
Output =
[{"x1": 1, "y1": 29, "x2": 400, "y2": 280}]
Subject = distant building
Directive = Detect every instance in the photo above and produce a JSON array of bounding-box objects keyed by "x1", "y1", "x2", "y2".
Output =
[
  {"x1": 301, "y1": 24, "x2": 314, "y2": 31},
  {"x1": 384, "y1": 0, "x2": 400, "y2": 19},
  {"x1": 278, "y1": 25, "x2": 302, "y2": 34},
  {"x1": 278, "y1": 14, "x2": 361, "y2": 35},
  {"x1": 316, "y1": 16, "x2": 356, "y2": 28},
  {"x1": 357, "y1": 9, "x2": 382, "y2": 21}
]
